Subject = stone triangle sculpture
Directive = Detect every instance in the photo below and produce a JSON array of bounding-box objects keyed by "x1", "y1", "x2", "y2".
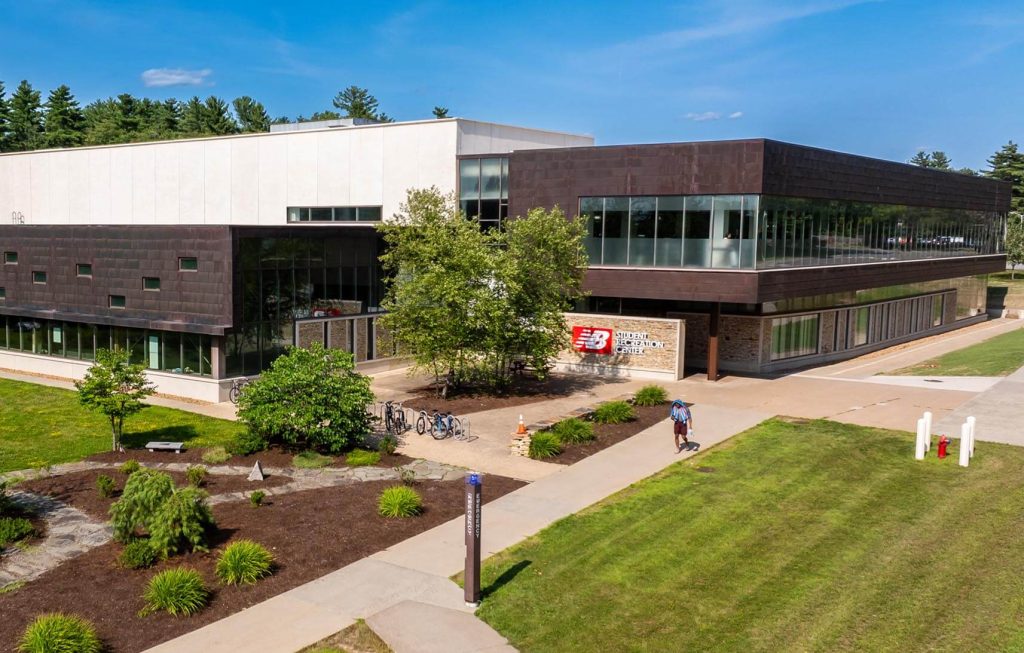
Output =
[{"x1": 248, "y1": 461, "x2": 265, "y2": 482}]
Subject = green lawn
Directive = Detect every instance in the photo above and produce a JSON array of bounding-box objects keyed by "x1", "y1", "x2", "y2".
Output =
[
  {"x1": 476, "y1": 418, "x2": 1024, "y2": 653},
  {"x1": 891, "y1": 326, "x2": 1024, "y2": 376},
  {"x1": 0, "y1": 378, "x2": 244, "y2": 473},
  {"x1": 987, "y1": 270, "x2": 1024, "y2": 310}
]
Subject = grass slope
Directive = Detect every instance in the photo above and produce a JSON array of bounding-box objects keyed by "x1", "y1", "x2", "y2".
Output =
[
  {"x1": 987, "y1": 271, "x2": 1024, "y2": 310},
  {"x1": 892, "y1": 326, "x2": 1024, "y2": 376},
  {"x1": 0, "y1": 377, "x2": 244, "y2": 473},
  {"x1": 477, "y1": 418, "x2": 1024, "y2": 653}
]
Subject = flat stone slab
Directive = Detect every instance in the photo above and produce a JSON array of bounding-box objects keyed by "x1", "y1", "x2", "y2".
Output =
[
  {"x1": 145, "y1": 441, "x2": 185, "y2": 453},
  {"x1": 366, "y1": 600, "x2": 515, "y2": 653}
]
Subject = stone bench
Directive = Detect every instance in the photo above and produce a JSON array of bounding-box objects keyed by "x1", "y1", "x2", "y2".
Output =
[{"x1": 145, "y1": 441, "x2": 185, "y2": 454}]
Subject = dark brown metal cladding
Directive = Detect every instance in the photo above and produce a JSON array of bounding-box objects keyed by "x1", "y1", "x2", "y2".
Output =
[{"x1": 0, "y1": 225, "x2": 233, "y2": 334}]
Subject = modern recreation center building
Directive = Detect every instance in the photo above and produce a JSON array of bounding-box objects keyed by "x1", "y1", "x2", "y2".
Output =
[{"x1": 0, "y1": 118, "x2": 1009, "y2": 400}]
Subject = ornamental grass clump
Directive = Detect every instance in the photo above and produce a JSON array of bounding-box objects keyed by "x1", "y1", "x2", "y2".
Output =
[
  {"x1": 201, "y1": 446, "x2": 231, "y2": 465},
  {"x1": 120, "y1": 459, "x2": 141, "y2": 476},
  {"x1": 292, "y1": 451, "x2": 334, "y2": 469},
  {"x1": 551, "y1": 418, "x2": 595, "y2": 445},
  {"x1": 378, "y1": 486, "x2": 423, "y2": 518},
  {"x1": 0, "y1": 517, "x2": 34, "y2": 548},
  {"x1": 18, "y1": 613, "x2": 102, "y2": 653},
  {"x1": 215, "y1": 539, "x2": 275, "y2": 585},
  {"x1": 528, "y1": 432, "x2": 562, "y2": 459},
  {"x1": 119, "y1": 539, "x2": 157, "y2": 569},
  {"x1": 95, "y1": 474, "x2": 116, "y2": 498},
  {"x1": 632, "y1": 384, "x2": 668, "y2": 407},
  {"x1": 345, "y1": 449, "x2": 381, "y2": 467},
  {"x1": 592, "y1": 400, "x2": 635, "y2": 425},
  {"x1": 141, "y1": 568, "x2": 208, "y2": 617},
  {"x1": 185, "y1": 465, "x2": 207, "y2": 488}
]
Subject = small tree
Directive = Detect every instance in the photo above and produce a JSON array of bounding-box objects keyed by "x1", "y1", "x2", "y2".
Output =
[
  {"x1": 236, "y1": 342, "x2": 374, "y2": 453},
  {"x1": 432, "y1": 106, "x2": 449, "y2": 118},
  {"x1": 1007, "y1": 212, "x2": 1024, "y2": 279},
  {"x1": 75, "y1": 348, "x2": 155, "y2": 451}
]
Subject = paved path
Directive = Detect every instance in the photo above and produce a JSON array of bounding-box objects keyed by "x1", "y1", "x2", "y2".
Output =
[
  {"x1": 935, "y1": 364, "x2": 1024, "y2": 446},
  {"x1": 0, "y1": 491, "x2": 112, "y2": 589},
  {"x1": 145, "y1": 402, "x2": 769, "y2": 653}
]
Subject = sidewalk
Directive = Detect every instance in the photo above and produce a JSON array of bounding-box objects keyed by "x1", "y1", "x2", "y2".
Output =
[
  {"x1": 145, "y1": 402, "x2": 770, "y2": 653},
  {"x1": 935, "y1": 364, "x2": 1024, "y2": 446}
]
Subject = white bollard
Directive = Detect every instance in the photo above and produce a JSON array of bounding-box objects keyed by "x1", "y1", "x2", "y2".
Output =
[
  {"x1": 915, "y1": 418, "x2": 926, "y2": 460},
  {"x1": 967, "y1": 416, "x2": 976, "y2": 458},
  {"x1": 923, "y1": 411, "x2": 933, "y2": 451},
  {"x1": 959, "y1": 422, "x2": 971, "y2": 467}
]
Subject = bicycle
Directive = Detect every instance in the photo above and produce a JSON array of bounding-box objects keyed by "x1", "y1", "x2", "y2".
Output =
[
  {"x1": 228, "y1": 378, "x2": 251, "y2": 405},
  {"x1": 416, "y1": 409, "x2": 463, "y2": 440},
  {"x1": 383, "y1": 400, "x2": 408, "y2": 435}
]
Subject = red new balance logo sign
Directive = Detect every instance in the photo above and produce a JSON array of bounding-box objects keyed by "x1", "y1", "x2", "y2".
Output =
[{"x1": 572, "y1": 326, "x2": 613, "y2": 354}]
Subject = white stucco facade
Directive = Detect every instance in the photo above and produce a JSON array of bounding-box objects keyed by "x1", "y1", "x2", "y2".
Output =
[{"x1": 0, "y1": 118, "x2": 592, "y2": 227}]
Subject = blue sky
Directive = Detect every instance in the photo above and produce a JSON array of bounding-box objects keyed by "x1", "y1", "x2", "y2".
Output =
[{"x1": 1, "y1": 0, "x2": 1021, "y2": 169}]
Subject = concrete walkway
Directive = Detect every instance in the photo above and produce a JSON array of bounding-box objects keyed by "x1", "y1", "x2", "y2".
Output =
[
  {"x1": 145, "y1": 402, "x2": 769, "y2": 653},
  {"x1": 935, "y1": 364, "x2": 1024, "y2": 446}
]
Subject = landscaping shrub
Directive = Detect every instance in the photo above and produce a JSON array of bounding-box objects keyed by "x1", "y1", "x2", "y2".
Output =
[
  {"x1": 377, "y1": 435, "x2": 398, "y2": 455},
  {"x1": 185, "y1": 465, "x2": 207, "y2": 488},
  {"x1": 396, "y1": 466, "x2": 416, "y2": 486},
  {"x1": 592, "y1": 400, "x2": 635, "y2": 424},
  {"x1": 18, "y1": 613, "x2": 101, "y2": 653},
  {"x1": 110, "y1": 468, "x2": 175, "y2": 542},
  {"x1": 249, "y1": 490, "x2": 265, "y2": 508},
  {"x1": 345, "y1": 449, "x2": 381, "y2": 467},
  {"x1": 119, "y1": 539, "x2": 157, "y2": 569},
  {"x1": 0, "y1": 480, "x2": 11, "y2": 515},
  {"x1": 228, "y1": 430, "x2": 268, "y2": 457},
  {"x1": 378, "y1": 486, "x2": 422, "y2": 518},
  {"x1": 551, "y1": 418, "x2": 595, "y2": 444},
  {"x1": 528, "y1": 432, "x2": 562, "y2": 459},
  {"x1": 95, "y1": 474, "x2": 116, "y2": 498},
  {"x1": 0, "y1": 517, "x2": 35, "y2": 548},
  {"x1": 215, "y1": 539, "x2": 274, "y2": 585},
  {"x1": 120, "y1": 459, "x2": 141, "y2": 476},
  {"x1": 292, "y1": 451, "x2": 334, "y2": 469},
  {"x1": 148, "y1": 487, "x2": 215, "y2": 557},
  {"x1": 633, "y1": 384, "x2": 668, "y2": 407},
  {"x1": 141, "y1": 568, "x2": 208, "y2": 617},
  {"x1": 201, "y1": 446, "x2": 231, "y2": 465}
]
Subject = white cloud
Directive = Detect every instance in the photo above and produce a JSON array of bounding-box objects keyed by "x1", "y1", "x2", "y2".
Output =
[
  {"x1": 728, "y1": 111, "x2": 744, "y2": 119},
  {"x1": 686, "y1": 112, "x2": 722, "y2": 122},
  {"x1": 141, "y1": 68, "x2": 213, "y2": 88}
]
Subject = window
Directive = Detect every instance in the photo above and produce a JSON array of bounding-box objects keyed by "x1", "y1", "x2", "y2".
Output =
[
  {"x1": 286, "y1": 206, "x2": 383, "y2": 223},
  {"x1": 109, "y1": 295, "x2": 126, "y2": 309},
  {"x1": 3, "y1": 251, "x2": 17, "y2": 264},
  {"x1": 77, "y1": 263, "x2": 92, "y2": 277},
  {"x1": 178, "y1": 257, "x2": 198, "y2": 271},
  {"x1": 0, "y1": 287, "x2": 5, "y2": 300},
  {"x1": 143, "y1": 277, "x2": 161, "y2": 291},
  {"x1": 32, "y1": 271, "x2": 46, "y2": 284},
  {"x1": 770, "y1": 314, "x2": 820, "y2": 361},
  {"x1": 459, "y1": 157, "x2": 509, "y2": 231}
]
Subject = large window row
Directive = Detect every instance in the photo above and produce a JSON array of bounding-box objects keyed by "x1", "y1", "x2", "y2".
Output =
[
  {"x1": 459, "y1": 157, "x2": 509, "y2": 231},
  {"x1": 0, "y1": 316, "x2": 213, "y2": 376},
  {"x1": 287, "y1": 206, "x2": 382, "y2": 223},
  {"x1": 769, "y1": 314, "x2": 820, "y2": 361},
  {"x1": 580, "y1": 195, "x2": 759, "y2": 269}
]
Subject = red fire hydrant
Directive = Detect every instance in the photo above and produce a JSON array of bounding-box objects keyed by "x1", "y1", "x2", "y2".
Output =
[{"x1": 937, "y1": 435, "x2": 950, "y2": 459}]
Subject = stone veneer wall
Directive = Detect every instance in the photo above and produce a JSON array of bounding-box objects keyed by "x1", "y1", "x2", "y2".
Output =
[{"x1": 555, "y1": 313, "x2": 684, "y2": 380}]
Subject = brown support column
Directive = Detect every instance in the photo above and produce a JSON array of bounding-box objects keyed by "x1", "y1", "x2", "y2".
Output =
[{"x1": 707, "y1": 302, "x2": 720, "y2": 381}]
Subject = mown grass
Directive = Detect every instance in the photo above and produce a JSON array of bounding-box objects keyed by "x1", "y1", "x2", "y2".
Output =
[
  {"x1": 987, "y1": 270, "x2": 1024, "y2": 309},
  {"x1": 476, "y1": 418, "x2": 1024, "y2": 653},
  {"x1": 891, "y1": 326, "x2": 1024, "y2": 376},
  {"x1": 0, "y1": 377, "x2": 245, "y2": 473}
]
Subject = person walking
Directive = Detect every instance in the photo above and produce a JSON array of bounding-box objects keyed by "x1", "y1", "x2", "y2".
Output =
[{"x1": 670, "y1": 399, "x2": 693, "y2": 452}]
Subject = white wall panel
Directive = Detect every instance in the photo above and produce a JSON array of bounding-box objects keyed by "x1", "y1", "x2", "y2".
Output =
[
  {"x1": 349, "y1": 129, "x2": 383, "y2": 207},
  {"x1": 48, "y1": 152, "x2": 71, "y2": 224},
  {"x1": 87, "y1": 149, "x2": 111, "y2": 222},
  {"x1": 257, "y1": 136, "x2": 286, "y2": 224},
  {"x1": 230, "y1": 139, "x2": 259, "y2": 224},
  {"x1": 67, "y1": 151, "x2": 91, "y2": 222},
  {"x1": 286, "y1": 132, "x2": 318, "y2": 207},
  {"x1": 131, "y1": 147, "x2": 156, "y2": 224},
  {"x1": 154, "y1": 145, "x2": 179, "y2": 224},
  {"x1": 30, "y1": 156, "x2": 52, "y2": 225},
  {"x1": 178, "y1": 141, "x2": 205, "y2": 223},
  {"x1": 204, "y1": 140, "x2": 231, "y2": 223},
  {"x1": 316, "y1": 131, "x2": 351, "y2": 206}
]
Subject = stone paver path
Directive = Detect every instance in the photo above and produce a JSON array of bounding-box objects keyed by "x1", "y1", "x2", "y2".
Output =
[{"x1": 0, "y1": 491, "x2": 112, "y2": 589}]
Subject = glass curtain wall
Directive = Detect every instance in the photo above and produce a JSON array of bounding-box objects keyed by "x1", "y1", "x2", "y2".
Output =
[
  {"x1": 770, "y1": 314, "x2": 820, "y2": 360},
  {"x1": 459, "y1": 157, "x2": 509, "y2": 231},
  {"x1": 580, "y1": 195, "x2": 759, "y2": 269}
]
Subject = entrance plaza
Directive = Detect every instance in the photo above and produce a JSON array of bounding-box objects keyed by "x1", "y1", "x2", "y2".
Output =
[{"x1": 129, "y1": 318, "x2": 1024, "y2": 652}]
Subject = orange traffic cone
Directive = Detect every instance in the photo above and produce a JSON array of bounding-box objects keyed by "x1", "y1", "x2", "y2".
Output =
[{"x1": 516, "y1": 415, "x2": 528, "y2": 435}]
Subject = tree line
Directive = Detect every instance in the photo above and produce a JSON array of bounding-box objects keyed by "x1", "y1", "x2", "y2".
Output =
[{"x1": 0, "y1": 81, "x2": 450, "y2": 152}]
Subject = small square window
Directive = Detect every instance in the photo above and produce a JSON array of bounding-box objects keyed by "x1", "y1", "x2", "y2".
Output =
[
  {"x1": 0, "y1": 287, "x2": 5, "y2": 299},
  {"x1": 109, "y1": 295, "x2": 126, "y2": 309},
  {"x1": 143, "y1": 277, "x2": 161, "y2": 291},
  {"x1": 4, "y1": 251, "x2": 17, "y2": 264},
  {"x1": 77, "y1": 263, "x2": 92, "y2": 277},
  {"x1": 32, "y1": 271, "x2": 46, "y2": 284},
  {"x1": 178, "y1": 257, "x2": 198, "y2": 271}
]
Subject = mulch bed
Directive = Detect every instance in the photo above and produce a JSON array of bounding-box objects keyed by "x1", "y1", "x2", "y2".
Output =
[
  {"x1": 548, "y1": 403, "x2": 670, "y2": 465},
  {"x1": 0, "y1": 474, "x2": 526, "y2": 653},
  {"x1": 85, "y1": 447, "x2": 417, "y2": 471},
  {"x1": 402, "y1": 373, "x2": 625, "y2": 416},
  {"x1": 17, "y1": 469, "x2": 294, "y2": 521}
]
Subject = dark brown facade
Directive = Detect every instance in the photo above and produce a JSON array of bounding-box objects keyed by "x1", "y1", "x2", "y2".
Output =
[{"x1": 0, "y1": 225, "x2": 233, "y2": 335}]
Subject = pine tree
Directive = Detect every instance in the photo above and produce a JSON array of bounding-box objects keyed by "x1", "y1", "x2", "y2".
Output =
[
  {"x1": 43, "y1": 84, "x2": 84, "y2": 148},
  {"x1": 909, "y1": 151, "x2": 932, "y2": 167},
  {"x1": 332, "y1": 86, "x2": 380, "y2": 120},
  {"x1": 987, "y1": 141, "x2": 1024, "y2": 213},
  {"x1": 202, "y1": 96, "x2": 238, "y2": 135},
  {"x1": 7, "y1": 80, "x2": 44, "y2": 151},
  {"x1": 305, "y1": 110, "x2": 342, "y2": 122},
  {"x1": 0, "y1": 81, "x2": 10, "y2": 151},
  {"x1": 432, "y1": 106, "x2": 449, "y2": 119},
  {"x1": 180, "y1": 96, "x2": 206, "y2": 135},
  {"x1": 232, "y1": 96, "x2": 270, "y2": 133},
  {"x1": 929, "y1": 151, "x2": 952, "y2": 170}
]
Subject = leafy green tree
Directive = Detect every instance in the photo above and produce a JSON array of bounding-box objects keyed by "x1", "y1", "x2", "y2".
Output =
[
  {"x1": 0, "y1": 81, "x2": 10, "y2": 151},
  {"x1": 233, "y1": 96, "x2": 270, "y2": 133},
  {"x1": 432, "y1": 106, "x2": 449, "y2": 118},
  {"x1": 202, "y1": 96, "x2": 238, "y2": 135},
  {"x1": 1006, "y1": 212, "x2": 1024, "y2": 279},
  {"x1": 43, "y1": 84, "x2": 84, "y2": 148},
  {"x1": 7, "y1": 80, "x2": 43, "y2": 151},
  {"x1": 987, "y1": 141, "x2": 1024, "y2": 213},
  {"x1": 332, "y1": 86, "x2": 381, "y2": 120},
  {"x1": 75, "y1": 348, "x2": 156, "y2": 451},
  {"x1": 236, "y1": 342, "x2": 374, "y2": 453}
]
